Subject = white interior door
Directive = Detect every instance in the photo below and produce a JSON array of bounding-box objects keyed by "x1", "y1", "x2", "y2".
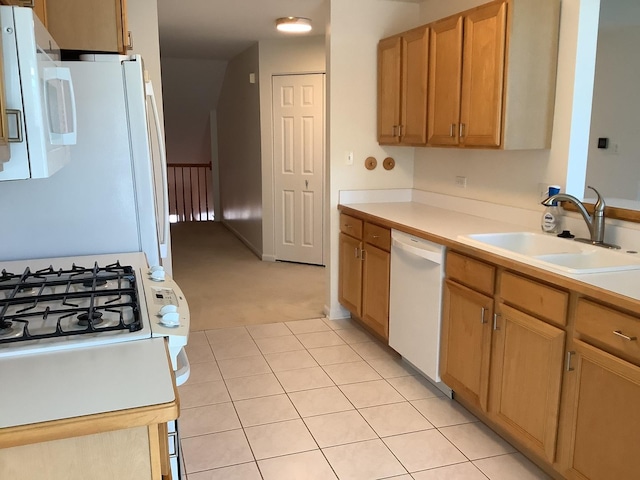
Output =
[{"x1": 273, "y1": 73, "x2": 325, "y2": 265}]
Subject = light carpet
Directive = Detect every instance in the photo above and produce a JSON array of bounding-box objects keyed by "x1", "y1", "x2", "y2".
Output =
[{"x1": 170, "y1": 222, "x2": 326, "y2": 332}]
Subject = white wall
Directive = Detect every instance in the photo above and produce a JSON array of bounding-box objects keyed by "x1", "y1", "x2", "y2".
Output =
[
  {"x1": 217, "y1": 44, "x2": 263, "y2": 255},
  {"x1": 586, "y1": 25, "x2": 640, "y2": 201},
  {"x1": 258, "y1": 36, "x2": 326, "y2": 261},
  {"x1": 326, "y1": 0, "x2": 423, "y2": 318},
  {"x1": 161, "y1": 57, "x2": 227, "y2": 165}
]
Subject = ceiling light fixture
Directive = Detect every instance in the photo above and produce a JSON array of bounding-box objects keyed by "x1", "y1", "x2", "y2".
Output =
[{"x1": 275, "y1": 17, "x2": 312, "y2": 33}]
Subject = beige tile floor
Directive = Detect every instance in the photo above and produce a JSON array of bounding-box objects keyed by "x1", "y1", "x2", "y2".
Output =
[{"x1": 179, "y1": 317, "x2": 551, "y2": 480}]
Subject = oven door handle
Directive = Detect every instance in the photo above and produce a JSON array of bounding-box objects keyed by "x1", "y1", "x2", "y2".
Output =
[{"x1": 174, "y1": 348, "x2": 190, "y2": 386}]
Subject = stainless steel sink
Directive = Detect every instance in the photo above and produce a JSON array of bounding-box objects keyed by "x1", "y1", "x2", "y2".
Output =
[{"x1": 459, "y1": 232, "x2": 640, "y2": 274}]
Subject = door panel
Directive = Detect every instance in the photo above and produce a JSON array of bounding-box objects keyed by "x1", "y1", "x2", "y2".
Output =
[
  {"x1": 427, "y1": 15, "x2": 463, "y2": 146},
  {"x1": 460, "y1": 2, "x2": 506, "y2": 147},
  {"x1": 273, "y1": 74, "x2": 325, "y2": 265}
]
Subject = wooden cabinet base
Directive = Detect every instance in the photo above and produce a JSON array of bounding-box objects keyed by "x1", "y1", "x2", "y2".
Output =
[{"x1": 0, "y1": 425, "x2": 164, "y2": 480}]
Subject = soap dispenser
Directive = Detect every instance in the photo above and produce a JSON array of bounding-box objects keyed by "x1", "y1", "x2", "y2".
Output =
[{"x1": 541, "y1": 185, "x2": 562, "y2": 234}]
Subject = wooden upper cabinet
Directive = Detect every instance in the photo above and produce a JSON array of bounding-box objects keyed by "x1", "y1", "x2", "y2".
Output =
[
  {"x1": 428, "y1": 2, "x2": 505, "y2": 148},
  {"x1": 377, "y1": 35, "x2": 402, "y2": 144},
  {"x1": 399, "y1": 26, "x2": 429, "y2": 145},
  {"x1": 387, "y1": 0, "x2": 560, "y2": 150},
  {"x1": 0, "y1": 1, "x2": 47, "y2": 24},
  {"x1": 377, "y1": 26, "x2": 428, "y2": 146},
  {"x1": 460, "y1": 2, "x2": 506, "y2": 147},
  {"x1": 427, "y1": 15, "x2": 463, "y2": 146},
  {"x1": 45, "y1": 0, "x2": 131, "y2": 54}
]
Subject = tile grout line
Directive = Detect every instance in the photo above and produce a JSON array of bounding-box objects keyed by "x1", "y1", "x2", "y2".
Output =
[{"x1": 183, "y1": 321, "x2": 522, "y2": 479}]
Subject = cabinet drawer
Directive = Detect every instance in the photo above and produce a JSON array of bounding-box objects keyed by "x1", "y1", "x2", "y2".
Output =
[
  {"x1": 340, "y1": 213, "x2": 363, "y2": 239},
  {"x1": 575, "y1": 298, "x2": 640, "y2": 365},
  {"x1": 499, "y1": 272, "x2": 568, "y2": 327},
  {"x1": 446, "y1": 251, "x2": 495, "y2": 296},
  {"x1": 364, "y1": 222, "x2": 391, "y2": 251}
]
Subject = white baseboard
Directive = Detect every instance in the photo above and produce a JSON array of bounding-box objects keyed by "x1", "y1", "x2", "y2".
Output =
[
  {"x1": 221, "y1": 220, "x2": 263, "y2": 259},
  {"x1": 324, "y1": 304, "x2": 351, "y2": 320},
  {"x1": 261, "y1": 254, "x2": 276, "y2": 262}
]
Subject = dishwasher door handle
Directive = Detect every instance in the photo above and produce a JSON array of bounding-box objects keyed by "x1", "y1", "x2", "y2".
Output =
[{"x1": 392, "y1": 238, "x2": 444, "y2": 264}]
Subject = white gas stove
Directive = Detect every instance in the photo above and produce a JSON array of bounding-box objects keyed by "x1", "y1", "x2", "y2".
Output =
[{"x1": 0, "y1": 252, "x2": 190, "y2": 383}]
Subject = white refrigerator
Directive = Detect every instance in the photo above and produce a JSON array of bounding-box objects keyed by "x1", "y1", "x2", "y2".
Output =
[{"x1": 0, "y1": 56, "x2": 170, "y2": 269}]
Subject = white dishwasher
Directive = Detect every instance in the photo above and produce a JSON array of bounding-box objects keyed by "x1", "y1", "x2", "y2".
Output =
[{"x1": 389, "y1": 230, "x2": 452, "y2": 396}]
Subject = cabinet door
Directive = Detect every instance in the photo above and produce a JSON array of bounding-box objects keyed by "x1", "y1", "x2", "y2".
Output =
[
  {"x1": 427, "y1": 15, "x2": 463, "y2": 146},
  {"x1": 490, "y1": 303, "x2": 565, "y2": 463},
  {"x1": 440, "y1": 279, "x2": 493, "y2": 410},
  {"x1": 377, "y1": 36, "x2": 402, "y2": 144},
  {"x1": 559, "y1": 339, "x2": 640, "y2": 480},
  {"x1": 400, "y1": 26, "x2": 429, "y2": 145},
  {"x1": 46, "y1": 0, "x2": 129, "y2": 53},
  {"x1": 459, "y1": 1, "x2": 506, "y2": 147},
  {"x1": 338, "y1": 233, "x2": 363, "y2": 317},
  {"x1": 362, "y1": 243, "x2": 390, "y2": 340},
  {"x1": 0, "y1": 32, "x2": 10, "y2": 162}
]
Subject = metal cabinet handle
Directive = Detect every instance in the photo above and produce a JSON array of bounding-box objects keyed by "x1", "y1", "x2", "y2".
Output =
[
  {"x1": 344, "y1": 224, "x2": 352, "y2": 229},
  {"x1": 450, "y1": 123, "x2": 456, "y2": 138},
  {"x1": 370, "y1": 234, "x2": 379, "y2": 239},
  {"x1": 480, "y1": 307, "x2": 487, "y2": 324},
  {"x1": 459, "y1": 123, "x2": 466, "y2": 138},
  {"x1": 566, "y1": 351, "x2": 575, "y2": 372},
  {"x1": 354, "y1": 247, "x2": 359, "y2": 258},
  {"x1": 127, "y1": 31, "x2": 134, "y2": 50},
  {"x1": 613, "y1": 330, "x2": 637, "y2": 341},
  {"x1": 392, "y1": 125, "x2": 398, "y2": 137},
  {"x1": 493, "y1": 313, "x2": 500, "y2": 331},
  {"x1": 399, "y1": 124, "x2": 404, "y2": 137},
  {"x1": 360, "y1": 249, "x2": 366, "y2": 261}
]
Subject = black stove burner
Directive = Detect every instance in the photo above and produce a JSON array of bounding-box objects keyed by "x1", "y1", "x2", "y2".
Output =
[
  {"x1": 0, "y1": 261, "x2": 143, "y2": 345},
  {"x1": 77, "y1": 311, "x2": 104, "y2": 326},
  {"x1": 81, "y1": 278, "x2": 108, "y2": 288}
]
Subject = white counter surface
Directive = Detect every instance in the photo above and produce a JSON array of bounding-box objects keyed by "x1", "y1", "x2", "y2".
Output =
[
  {"x1": 0, "y1": 337, "x2": 175, "y2": 429},
  {"x1": 342, "y1": 201, "x2": 640, "y2": 303}
]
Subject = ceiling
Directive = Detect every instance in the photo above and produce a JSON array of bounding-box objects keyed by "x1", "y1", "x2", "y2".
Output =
[{"x1": 157, "y1": 0, "x2": 329, "y2": 60}]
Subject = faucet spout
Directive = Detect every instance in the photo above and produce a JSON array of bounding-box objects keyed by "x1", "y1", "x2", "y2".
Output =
[{"x1": 541, "y1": 186, "x2": 610, "y2": 246}]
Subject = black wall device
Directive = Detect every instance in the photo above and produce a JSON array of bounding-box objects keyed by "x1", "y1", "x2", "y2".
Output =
[{"x1": 597, "y1": 137, "x2": 609, "y2": 149}]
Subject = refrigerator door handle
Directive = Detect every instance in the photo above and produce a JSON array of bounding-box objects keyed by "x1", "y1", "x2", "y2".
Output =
[{"x1": 145, "y1": 80, "x2": 170, "y2": 260}]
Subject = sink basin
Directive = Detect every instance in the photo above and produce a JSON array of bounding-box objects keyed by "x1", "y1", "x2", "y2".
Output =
[
  {"x1": 535, "y1": 250, "x2": 640, "y2": 274},
  {"x1": 459, "y1": 232, "x2": 640, "y2": 274},
  {"x1": 462, "y1": 232, "x2": 583, "y2": 256}
]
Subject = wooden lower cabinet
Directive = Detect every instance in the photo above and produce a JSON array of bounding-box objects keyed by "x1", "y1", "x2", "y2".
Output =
[
  {"x1": 440, "y1": 279, "x2": 493, "y2": 410},
  {"x1": 338, "y1": 232, "x2": 363, "y2": 317},
  {"x1": 338, "y1": 214, "x2": 391, "y2": 341},
  {"x1": 0, "y1": 424, "x2": 170, "y2": 480},
  {"x1": 558, "y1": 339, "x2": 640, "y2": 480},
  {"x1": 361, "y1": 243, "x2": 390, "y2": 338},
  {"x1": 490, "y1": 303, "x2": 565, "y2": 462}
]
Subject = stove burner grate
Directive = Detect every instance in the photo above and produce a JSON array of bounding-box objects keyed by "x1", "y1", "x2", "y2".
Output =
[{"x1": 0, "y1": 261, "x2": 143, "y2": 345}]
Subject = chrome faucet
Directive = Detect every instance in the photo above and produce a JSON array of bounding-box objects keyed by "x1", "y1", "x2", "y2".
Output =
[{"x1": 541, "y1": 186, "x2": 620, "y2": 249}]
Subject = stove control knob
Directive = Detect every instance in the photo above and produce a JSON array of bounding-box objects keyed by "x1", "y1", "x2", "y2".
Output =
[
  {"x1": 150, "y1": 269, "x2": 166, "y2": 281},
  {"x1": 160, "y1": 312, "x2": 180, "y2": 327},
  {"x1": 158, "y1": 305, "x2": 178, "y2": 316}
]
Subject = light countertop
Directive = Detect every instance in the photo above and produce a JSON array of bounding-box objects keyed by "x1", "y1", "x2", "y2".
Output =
[
  {"x1": 340, "y1": 201, "x2": 640, "y2": 304},
  {"x1": 0, "y1": 337, "x2": 176, "y2": 430}
]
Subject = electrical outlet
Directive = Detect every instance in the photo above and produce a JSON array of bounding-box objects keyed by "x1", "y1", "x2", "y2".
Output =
[{"x1": 455, "y1": 176, "x2": 467, "y2": 188}]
